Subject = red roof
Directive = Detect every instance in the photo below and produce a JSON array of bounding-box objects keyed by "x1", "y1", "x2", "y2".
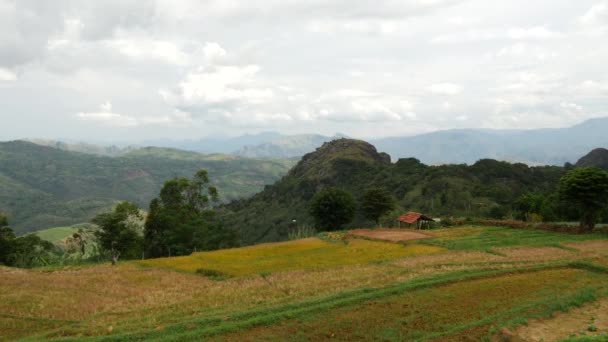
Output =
[{"x1": 398, "y1": 212, "x2": 434, "y2": 224}]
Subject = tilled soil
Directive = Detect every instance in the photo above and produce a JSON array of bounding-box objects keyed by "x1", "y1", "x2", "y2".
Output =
[{"x1": 348, "y1": 228, "x2": 432, "y2": 242}]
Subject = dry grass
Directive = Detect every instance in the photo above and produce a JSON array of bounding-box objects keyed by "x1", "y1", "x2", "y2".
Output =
[
  {"x1": 138, "y1": 237, "x2": 444, "y2": 276},
  {"x1": 2, "y1": 226, "x2": 607, "y2": 340},
  {"x1": 212, "y1": 268, "x2": 606, "y2": 341}
]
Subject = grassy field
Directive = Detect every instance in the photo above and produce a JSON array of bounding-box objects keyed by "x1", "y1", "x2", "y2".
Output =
[
  {"x1": 2, "y1": 225, "x2": 608, "y2": 341},
  {"x1": 33, "y1": 226, "x2": 79, "y2": 243}
]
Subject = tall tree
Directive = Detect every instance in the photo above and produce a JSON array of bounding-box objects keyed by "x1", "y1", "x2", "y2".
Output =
[
  {"x1": 360, "y1": 188, "x2": 395, "y2": 226},
  {"x1": 309, "y1": 187, "x2": 356, "y2": 231},
  {"x1": 559, "y1": 167, "x2": 608, "y2": 232},
  {"x1": 144, "y1": 170, "x2": 236, "y2": 258},
  {"x1": 93, "y1": 202, "x2": 143, "y2": 265}
]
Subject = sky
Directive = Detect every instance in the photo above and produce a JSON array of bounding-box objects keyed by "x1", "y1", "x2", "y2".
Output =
[{"x1": 1, "y1": 0, "x2": 608, "y2": 142}]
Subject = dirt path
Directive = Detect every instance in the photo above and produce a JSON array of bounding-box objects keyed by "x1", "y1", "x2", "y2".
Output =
[
  {"x1": 513, "y1": 297, "x2": 608, "y2": 341},
  {"x1": 348, "y1": 228, "x2": 432, "y2": 242}
]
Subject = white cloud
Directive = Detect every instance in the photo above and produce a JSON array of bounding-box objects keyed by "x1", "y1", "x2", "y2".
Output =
[
  {"x1": 0, "y1": 67, "x2": 17, "y2": 81},
  {"x1": 47, "y1": 18, "x2": 84, "y2": 50},
  {"x1": 580, "y1": 3, "x2": 608, "y2": 26},
  {"x1": 107, "y1": 35, "x2": 199, "y2": 66},
  {"x1": 560, "y1": 102, "x2": 583, "y2": 112},
  {"x1": 167, "y1": 65, "x2": 274, "y2": 107},
  {"x1": 314, "y1": 90, "x2": 416, "y2": 122},
  {"x1": 3, "y1": 1, "x2": 608, "y2": 140},
  {"x1": 202, "y1": 42, "x2": 227, "y2": 61},
  {"x1": 506, "y1": 27, "x2": 560, "y2": 40},
  {"x1": 427, "y1": 83, "x2": 463, "y2": 95},
  {"x1": 76, "y1": 102, "x2": 191, "y2": 127},
  {"x1": 432, "y1": 26, "x2": 561, "y2": 43},
  {"x1": 77, "y1": 105, "x2": 139, "y2": 127},
  {"x1": 307, "y1": 19, "x2": 400, "y2": 35},
  {"x1": 490, "y1": 43, "x2": 558, "y2": 61}
]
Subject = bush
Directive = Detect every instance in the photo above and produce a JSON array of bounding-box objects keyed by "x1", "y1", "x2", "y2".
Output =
[
  {"x1": 288, "y1": 226, "x2": 316, "y2": 240},
  {"x1": 196, "y1": 268, "x2": 230, "y2": 280}
]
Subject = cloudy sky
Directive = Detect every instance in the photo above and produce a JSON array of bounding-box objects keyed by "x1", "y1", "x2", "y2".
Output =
[{"x1": 1, "y1": 0, "x2": 608, "y2": 142}]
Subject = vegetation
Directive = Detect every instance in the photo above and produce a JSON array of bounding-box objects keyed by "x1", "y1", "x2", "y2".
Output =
[
  {"x1": 559, "y1": 167, "x2": 608, "y2": 232},
  {"x1": 222, "y1": 139, "x2": 575, "y2": 244},
  {"x1": 2, "y1": 225, "x2": 608, "y2": 341},
  {"x1": 309, "y1": 187, "x2": 356, "y2": 231},
  {"x1": 0, "y1": 214, "x2": 57, "y2": 267},
  {"x1": 360, "y1": 187, "x2": 395, "y2": 225},
  {"x1": 93, "y1": 202, "x2": 144, "y2": 265},
  {"x1": 0, "y1": 141, "x2": 294, "y2": 234},
  {"x1": 144, "y1": 170, "x2": 237, "y2": 258}
]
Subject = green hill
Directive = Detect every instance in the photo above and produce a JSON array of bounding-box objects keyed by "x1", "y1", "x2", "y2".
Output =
[
  {"x1": 221, "y1": 138, "x2": 567, "y2": 245},
  {"x1": 0, "y1": 141, "x2": 295, "y2": 234}
]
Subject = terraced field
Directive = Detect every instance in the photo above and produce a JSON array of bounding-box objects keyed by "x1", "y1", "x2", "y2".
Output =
[{"x1": 1, "y1": 226, "x2": 608, "y2": 341}]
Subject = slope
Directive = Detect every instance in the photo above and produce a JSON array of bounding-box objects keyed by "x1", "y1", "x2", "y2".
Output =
[
  {"x1": 0, "y1": 141, "x2": 295, "y2": 233},
  {"x1": 576, "y1": 148, "x2": 608, "y2": 170}
]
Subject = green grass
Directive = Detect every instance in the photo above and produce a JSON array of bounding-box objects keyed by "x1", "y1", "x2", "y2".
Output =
[
  {"x1": 33, "y1": 226, "x2": 79, "y2": 243},
  {"x1": 425, "y1": 226, "x2": 607, "y2": 251}
]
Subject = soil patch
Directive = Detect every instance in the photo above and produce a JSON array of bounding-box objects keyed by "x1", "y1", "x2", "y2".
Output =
[
  {"x1": 514, "y1": 297, "x2": 608, "y2": 341},
  {"x1": 349, "y1": 228, "x2": 432, "y2": 242}
]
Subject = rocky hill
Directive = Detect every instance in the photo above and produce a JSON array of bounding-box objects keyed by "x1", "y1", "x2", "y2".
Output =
[
  {"x1": 575, "y1": 148, "x2": 608, "y2": 170},
  {"x1": 234, "y1": 134, "x2": 344, "y2": 159},
  {"x1": 221, "y1": 139, "x2": 566, "y2": 245}
]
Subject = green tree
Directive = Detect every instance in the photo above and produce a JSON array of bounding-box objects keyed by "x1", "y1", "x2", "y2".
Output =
[
  {"x1": 93, "y1": 202, "x2": 143, "y2": 265},
  {"x1": 360, "y1": 188, "x2": 395, "y2": 226},
  {"x1": 309, "y1": 187, "x2": 356, "y2": 231},
  {"x1": 0, "y1": 215, "x2": 56, "y2": 267},
  {"x1": 144, "y1": 170, "x2": 236, "y2": 258},
  {"x1": 559, "y1": 167, "x2": 608, "y2": 232},
  {"x1": 0, "y1": 214, "x2": 15, "y2": 265},
  {"x1": 6, "y1": 235, "x2": 56, "y2": 268}
]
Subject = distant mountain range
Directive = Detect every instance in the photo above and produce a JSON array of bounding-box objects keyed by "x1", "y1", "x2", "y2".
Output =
[
  {"x1": 20, "y1": 117, "x2": 608, "y2": 166},
  {"x1": 145, "y1": 118, "x2": 608, "y2": 165},
  {"x1": 371, "y1": 117, "x2": 608, "y2": 166},
  {"x1": 24, "y1": 139, "x2": 138, "y2": 157}
]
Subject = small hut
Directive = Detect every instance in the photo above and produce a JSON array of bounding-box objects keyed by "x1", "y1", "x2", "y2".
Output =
[{"x1": 398, "y1": 212, "x2": 434, "y2": 229}]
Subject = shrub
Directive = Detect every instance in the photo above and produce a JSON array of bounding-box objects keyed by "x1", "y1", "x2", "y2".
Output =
[
  {"x1": 288, "y1": 226, "x2": 317, "y2": 240},
  {"x1": 196, "y1": 268, "x2": 230, "y2": 280}
]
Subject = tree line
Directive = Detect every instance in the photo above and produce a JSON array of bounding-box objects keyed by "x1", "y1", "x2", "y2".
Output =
[
  {"x1": 2, "y1": 166, "x2": 607, "y2": 268},
  {"x1": 308, "y1": 167, "x2": 608, "y2": 233}
]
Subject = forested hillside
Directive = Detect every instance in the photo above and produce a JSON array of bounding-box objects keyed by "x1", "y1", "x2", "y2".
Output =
[
  {"x1": 0, "y1": 141, "x2": 294, "y2": 233},
  {"x1": 221, "y1": 139, "x2": 568, "y2": 245}
]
